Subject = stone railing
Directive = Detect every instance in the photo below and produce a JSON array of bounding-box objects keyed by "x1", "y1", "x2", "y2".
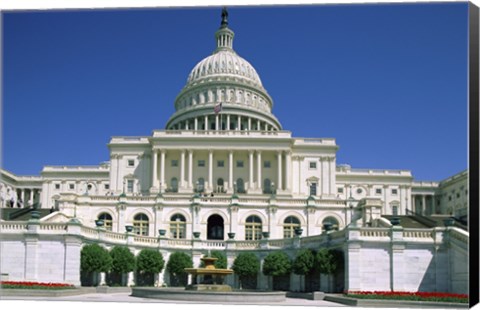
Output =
[
  {"x1": 359, "y1": 228, "x2": 390, "y2": 238},
  {"x1": 448, "y1": 227, "x2": 469, "y2": 244},
  {"x1": 403, "y1": 229, "x2": 433, "y2": 239}
]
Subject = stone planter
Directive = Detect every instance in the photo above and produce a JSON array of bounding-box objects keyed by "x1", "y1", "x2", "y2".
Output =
[
  {"x1": 228, "y1": 232, "x2": 235, "y2": 239},
  {"x1": 444, "y1": 218, "x2": 455, "y2": 227},
  {"x1": 323, "y1": 223, "x2": 332, "y2": 232},
  {"x1": 125, "y1": 225, "x2": 134, "y2": 232},
  {"x1": 262, "y1": 232, "x2": 270, "y2": 239},
  {"x1": 95, "y1": 220, "x2": 104, "y2": 227},
  {"x1": 294, "y1": 228, "x2": 303, "y2": 236},
  {"x1": 159, "y1": 229, "x2": 167, "y2": 236},
  {"x1": 193, "y1": 232, "x2": 201, "y2": 238},
  {"x1": 30, "y1": 211, "x2": 41, "y2": 220}
]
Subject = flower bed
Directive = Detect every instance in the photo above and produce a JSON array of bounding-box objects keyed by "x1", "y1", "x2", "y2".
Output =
[
  {"x1": 345, "y1": 291, "x2": 468, "y2": 303},
  {"x1": 1, "y1": 281, "x2": 75, "y2": 290}
]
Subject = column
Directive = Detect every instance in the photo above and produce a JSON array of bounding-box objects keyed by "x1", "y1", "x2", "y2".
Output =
[
  {"x1": 422, "y1": 195, "x2": 426, "y2": 215},
  {"x1": 329, "y1": 157, "x2": 336, "y2": 195},
  {"x1": 277, "y1": 151, "x2": 283, "y2": 191},
  {"x1": 152, "y1": 150, "x2": 158, "y2": 189},
  {"x1": 264, "y1": 123, "x2": 268, "y2": 131},
  {"x1": 180, "y1": 150, "x2": 185, "y2": 189},
  {"x1": 384, "y1": 185, "x2": 389, "y2": 213},
  {"x1": 160, "y1": 150, "x2": 165, "y2": 190},
  {"x1": 249, "y1": 151, "x2": 254, "y2": 190},
  {"x1": 188, "y1": 150, "x2": 193, "y2": 189},
  {"x1": 257, "y1": 151, "x2": 262, "y2": 190},
  {"x1": 21, "y1": 190, "x2": 25, "y2": 207},
  {"x1": 185, "y1": 121, "x2": 189, "y2": 130},
  {"x1": 412, "y1": 194, "x2": 416, "y2": 213},
  {"x1": 30, "y1": 189, "x2": 35, "y2": 205},
  {"x1": 248, "y1": 117, "x2": 251, "y2": 131},
  {"x1": 257, "y1": 120, "x2": 260, "y2": 131},
  {"x1": 229, "y1": 151, "x2": 234, "y2": 191},
  {"x1": 321, "y1": 157, "x2": 328, "y2": 195},
  {"x1": 204, "y1": 115, "x2": 208, "y2": 131},
  {"x1": 227, "y1": 114, "x2": 231, "y2": 130},
  {"x1": 237, "y1": 115, "x2": 241, "y2": 130},
  {"x1": 194, "y1": 118, "x2": 198, "y2": 131},
  {"x1": 215, "y1": 115, "x2": 219, "y2": 130},
  {"x1": 208, "y1": 150, "x2": 213, "y2": 191},
  {"x1": 285, "y1": 152, "x2": 292, "y2": 191}
]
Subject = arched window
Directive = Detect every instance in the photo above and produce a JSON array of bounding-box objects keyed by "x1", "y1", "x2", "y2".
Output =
[
  {"x1": 170, "y1": 213, "x2": 186, "y2": 239},
  {"x1": 236, "y1": 178, "x2": 245, "y2": 194},
  {"x1": 133, "y1": 213, "x2": 149, "y2": 236},
  {"x1": 263, "y1": 178, "x2": 272, "y2": 194},
  {"x1": 283, "y1": 216, "x2": 300, "y2": 238},
  {"x1": 98, "y1": 213, "x2": 113, "y2": 231},
  {"x1": 322, "y1": 216, "x2": 339, "y2": 232},
  {"x1": 245, "y1": 215, "x2": 262, "y2": 240},
  {"x1": 171, "y1": 177, "x2": 178, "y2": 193}
]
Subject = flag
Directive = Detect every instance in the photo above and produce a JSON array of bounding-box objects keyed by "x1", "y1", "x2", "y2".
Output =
[{"x1": 214, "y1": 102, "x2": 223, "y2": 114}]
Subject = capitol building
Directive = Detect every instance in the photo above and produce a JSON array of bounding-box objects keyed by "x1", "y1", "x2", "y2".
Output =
[{"x1": 0, "y1": 9, "x2": 469, "y2": 294}]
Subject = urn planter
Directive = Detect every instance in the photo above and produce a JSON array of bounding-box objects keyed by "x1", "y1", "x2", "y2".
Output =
[
  {"x1": 228, "y1": 232, "x2": 235, "y2": 239},
  {"x1": 294, "y1": 228, "x2": 303, "y2": 236},
  {"x1": 390, "y1": 217, "x2": 401, "y2": 226},
  {"x1": 125, "y1": 225, "x2": 134, "y2": 232},
  {"x1": 159, "y1": 229, "x2": 167, "y2": 236},
  {"x1": 95, "y1": 220, "x2": 104, "y2": 227},
  {"x1": 193, "y1": 232, "x2": 201, "y2": 238},
  {"x1": 262, "y1": 232, "x2": 270, "y2": 239}
]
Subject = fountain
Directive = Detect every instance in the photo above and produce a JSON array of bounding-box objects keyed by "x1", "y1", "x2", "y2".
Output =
[
  {"x1": 131, "y1": 253, "x2": 286, "y2": 303},
  {"x1": 184, "y1": 256, "x2": 234, "y2": 291}
]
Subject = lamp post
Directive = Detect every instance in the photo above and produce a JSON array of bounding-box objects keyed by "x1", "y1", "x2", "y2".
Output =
[{"x1": 233, "y1": 181, "x2": 237, "y2": 194}]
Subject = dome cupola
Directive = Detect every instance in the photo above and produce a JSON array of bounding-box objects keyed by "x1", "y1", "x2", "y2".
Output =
[{"x1": 165, "y1": 8, "x2": 282, "y2": 132}]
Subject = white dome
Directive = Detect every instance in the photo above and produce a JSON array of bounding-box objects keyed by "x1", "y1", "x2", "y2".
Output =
[{"x1": 186, "y1": 50, "x2": 263, "y2": 87}]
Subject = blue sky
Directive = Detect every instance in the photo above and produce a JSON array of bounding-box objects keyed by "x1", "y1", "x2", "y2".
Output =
[{"x1": 2, "y1": 3, "x2": 468, "y2": 181}]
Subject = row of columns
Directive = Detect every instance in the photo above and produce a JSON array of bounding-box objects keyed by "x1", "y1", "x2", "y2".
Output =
[
  {"x1": 151, "y1": 150, "x2": 292, "y2": 193},
  {"x1": 411, "y1": 194, "x2": 436, "y2": 215},
  {"x1": 0, "y1": 187, "x2": 39, "y2": 208},
  {"x1": 171, "y1": 114, "x2": 276, "y2": 132}
]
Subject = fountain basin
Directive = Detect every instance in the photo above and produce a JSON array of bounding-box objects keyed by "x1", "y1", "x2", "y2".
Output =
[{"x1": 131, "y1": 287, "x2": 287, "y2": 303}]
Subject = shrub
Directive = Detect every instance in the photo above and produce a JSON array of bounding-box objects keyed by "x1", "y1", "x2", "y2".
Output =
[
  {"x1": 262, "y1": 251, "x2": 291, "y2": 277},
  {"x1": 81, "y1": 244, "x2": 112, "y2": 273},
  {"x1": 315, "y1": 248, "x2": 343, "y2": 275},
  {"x1": 292, "y1": 248, "x2": 315, "y2": 276},
  {"x1": 232, "y1": 252, "x2": 260, "y2": 277},
  {"x1": 136, "y1": 249, "x2": 165, "y2": 274},
  {"x1": 110, "y1": 246, "x2": 136, "y2": 274},
  {"x1": 166, "y1": 252, "x2": 192, "y2": 286}
]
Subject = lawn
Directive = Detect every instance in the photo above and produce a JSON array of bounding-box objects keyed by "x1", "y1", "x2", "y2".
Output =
[{"x1": 345, "y1": 291, "x2": 468, "y2": 303}]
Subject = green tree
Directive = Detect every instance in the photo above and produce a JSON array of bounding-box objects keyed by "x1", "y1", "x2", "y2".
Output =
[
  {"x1": 232, "y1": 252, "x2": 260, "y2": 289},
  {"x1": 108, "y1": 246, "x2": 136, "y2": 286},
  {"x1": 166, "y1": 252, "x2": 193, "y2": 286},
  {"x1": 315, "y1": 248, "x2": 344, "y2": 293},
  {"x1": 136, "y1": 249, "x2": 165, "y2": 286},
  {"x1": 80, "y1": 244, "x2": 112, "y2": 286},
  {"x1": 315, "y1": 248, "x2": 343, "y2": 275},
  {"x1": 292, "y1": 248, "x2": 315, "y2": 276},
  {"x1": 292, "y1": 248, "x2": 315, "y2": 292},
  {"x1": 262, "y1": 251, "x2": 291, "y2": 276}
]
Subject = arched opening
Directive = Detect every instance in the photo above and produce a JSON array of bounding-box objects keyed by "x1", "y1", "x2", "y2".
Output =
[
  {"x1": 97, "y1": 213, "x2": 113, "y2": 231},
  {"x1": 283, "y1": 216, "x2": 300, "y2": 238},
  {"x1": 245, "y1": 215, "x2": 262, "y2": 240},
  {"x1": 170, "y1": 213, "x2": 186, "y2": 239},
  {"x1": 207, "y1": 214, "x2": 224, "y2": 240},
  {"x1": 133, "y1": 213, "x2": 149, "y2": 236}
]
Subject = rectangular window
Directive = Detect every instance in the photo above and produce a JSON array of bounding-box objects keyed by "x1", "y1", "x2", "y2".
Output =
[
  {"x1": 127, "y1": 180, "x2": 134, "y2": 193},
  {"x1": 264, "y1": 161, "x2": 271, "y2": 168},
  {"x1": 127, "y1": 159, "x2": 135, "y2": 167},
  {"x1": 337, "y1": 188, "x2": 344, "y2": 194},
  {"x1": 391, "y1": 189, "x2": 398, "y2": 195},
  {"x1": 236, "y1": 160, "x2": 244, "y2": 168},
  {"x1": 104, "y1": 184, "x2": 110, "y2": 190},
  {"x1": 69, "y1": 184, "x2": 75, "y2": 190},
  {"x1": 309, "y1": 183, "x2": 317, "y2": 196},
  {"x1": 171, "y1": 160, "x2": 178, "y2": 167},
  {"x1": 55, "y1": 184, "x2": 60, "y2": 190},
  {"x1": 309, "y1": 161, "x2": 317, "y2": 169},
  {"x1": 198, "y1": 160, "x2": 205, "y2": 167},
  {"x1": 217, "y1": 160, "x2": 224, "y2": 167},
  {"x1": 376, "y1": 188, "x2": 382, "y2": 195}
]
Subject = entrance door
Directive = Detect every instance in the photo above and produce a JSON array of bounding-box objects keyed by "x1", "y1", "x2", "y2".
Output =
[{"x1": 207, "y1": 214, "x2": 224, "y2": 240}]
